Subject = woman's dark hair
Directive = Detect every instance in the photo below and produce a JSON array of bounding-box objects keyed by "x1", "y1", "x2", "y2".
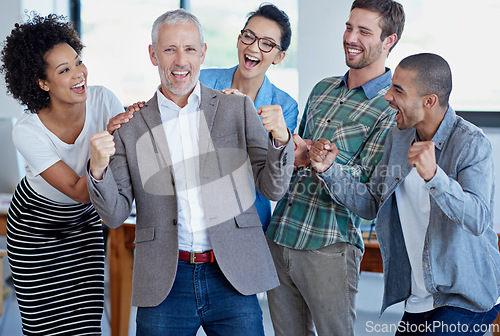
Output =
[
  {"x1": 0, "y1": 13, "x2": 84, "y2": 113},
  {"x1": 244, "y1": 3, "x2": 292, "y2": 52}
]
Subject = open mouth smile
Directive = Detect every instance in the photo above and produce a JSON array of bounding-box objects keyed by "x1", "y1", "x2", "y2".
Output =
[
  {"x1": 71, "y1": 78, "x2": 86, "y2": 94},
  {"x1": 171, "y1": 70, "x2": 189, "y2": 78},
  {"x1": 244, "y1": 54, "x2": 261, "y2": 69}
]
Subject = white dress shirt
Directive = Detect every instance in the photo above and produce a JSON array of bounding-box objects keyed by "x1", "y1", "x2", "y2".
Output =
[{"x1": 156, "y1": 82, "x2": 211, "y2": 252}]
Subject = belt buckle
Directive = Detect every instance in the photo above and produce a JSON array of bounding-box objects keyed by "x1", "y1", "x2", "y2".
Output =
[{"x1": 190, "y1": 252, "x2": 202, "y2": 264}]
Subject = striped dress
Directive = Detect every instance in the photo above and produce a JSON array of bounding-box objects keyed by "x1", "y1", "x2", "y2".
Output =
[{"x1": 7, "y1": 178, "x2": 105, "y2": 336}]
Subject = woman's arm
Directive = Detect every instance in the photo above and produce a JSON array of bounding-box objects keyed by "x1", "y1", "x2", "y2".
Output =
[{"x1": 40, "y1": 161, "x2": 90, "y2": 203}]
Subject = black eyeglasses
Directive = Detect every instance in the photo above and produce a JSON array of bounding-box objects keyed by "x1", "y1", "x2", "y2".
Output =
[{"x1": 239, "y1": 29, "x2": 282, "y2": 53}]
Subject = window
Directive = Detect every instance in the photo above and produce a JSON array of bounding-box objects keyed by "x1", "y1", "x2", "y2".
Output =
[
  {"x1": 387, "y1": 0, "x2": 500, "y2": 111},
  {"x1": 21, "y1": 0, "x2": 70, "y2": 17},
  {"x1": 80, "y1": 0, "x2": 178, "y2": 106}
]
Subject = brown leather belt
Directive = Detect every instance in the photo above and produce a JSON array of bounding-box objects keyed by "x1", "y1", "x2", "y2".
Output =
[{"x1": 179, "y1": 250, "x2": 215, "y2": 264}]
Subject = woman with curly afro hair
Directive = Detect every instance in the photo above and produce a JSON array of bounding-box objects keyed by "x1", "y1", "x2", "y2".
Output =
[{"x1": 1, "y1": 13, "x2": 126, "y2": 335}]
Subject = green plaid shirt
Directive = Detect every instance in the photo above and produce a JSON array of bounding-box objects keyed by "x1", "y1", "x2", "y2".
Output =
[{"x1": 266, "y1": 70, "x2": 395, "y2": 252}]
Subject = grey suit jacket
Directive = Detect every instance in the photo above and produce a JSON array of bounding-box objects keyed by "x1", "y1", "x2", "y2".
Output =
[{"x1": 87, "y1": 84, "x2": 294, "y2": 307}]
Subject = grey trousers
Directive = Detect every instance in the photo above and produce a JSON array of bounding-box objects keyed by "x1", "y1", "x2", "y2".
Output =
[{"x1": 267, "y1": 240, "x2": 362, "y2": 336}]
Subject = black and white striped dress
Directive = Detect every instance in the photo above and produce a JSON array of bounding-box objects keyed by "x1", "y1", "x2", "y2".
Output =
[{"x1": 7, "y1": 177, "x2": 105, "y2": 336}]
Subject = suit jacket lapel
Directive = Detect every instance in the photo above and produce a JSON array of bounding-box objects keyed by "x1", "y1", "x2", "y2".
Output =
[
  {"x1": 140, "y1": 93, "x2": 174, "y2": 170},
  {"x1": 199, "y1": 84, "x2": 219, "y2": 170}
]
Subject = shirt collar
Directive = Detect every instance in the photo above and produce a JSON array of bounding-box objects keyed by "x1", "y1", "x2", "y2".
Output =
[
  {"x1": 222, "y1": 66, "x2": 238, "y2": 86},
  {"x1": 224, "y1": 65, "x2": 273, "y2": 108},
  {"x1": 410, "y1": 105, "x2": 456, "y2": 150},
  {"x1": 430, "y1": 105, "x2": 456, "y2": 150},
  {"x1": 156, "y1": 81, "x2": 201, "y2": 111},
  {"x1": 336, "y1": 67, "x2": 392, "y2": 100}
]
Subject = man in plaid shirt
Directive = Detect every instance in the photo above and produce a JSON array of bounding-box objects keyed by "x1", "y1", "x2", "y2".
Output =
[{"x1": 265, "y1": 0, "x2": 406, "y2": 335}]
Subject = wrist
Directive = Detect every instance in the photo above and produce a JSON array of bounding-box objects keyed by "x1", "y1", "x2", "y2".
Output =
[
  {"x1": 89, "y1": 164, "x2": 105, "y2": 181},
  {"x1": 274, "y1": 131, "x2": 290, "y2": 147},
  {"x1": 423, "y1": 164, "x2": 437, "y2": 182},
  {"x1": 295, "y1": 158, "x2": 311, "y2": 169}
]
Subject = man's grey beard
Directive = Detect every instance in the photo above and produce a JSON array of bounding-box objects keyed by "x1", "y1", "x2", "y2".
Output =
[{"x1": 159, "y1": 66, "x2": 200, "y2": 96}]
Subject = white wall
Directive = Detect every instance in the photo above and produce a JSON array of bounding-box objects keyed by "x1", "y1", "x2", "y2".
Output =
[
  {"x1": 297, "y1": 0, "x2": 350, "y2": 116},
  {"x1": 0, "y1": 0, "x2": 24, "y2": 118}
]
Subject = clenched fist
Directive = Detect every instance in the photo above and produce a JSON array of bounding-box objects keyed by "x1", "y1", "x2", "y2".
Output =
[
  {"x1": 309, "y1": 138, "x2": 340, "y2": 173},
  {"x1": 257, "y1": 105, "x2": 290, "y2": 146},
  {"x1": 89, "y1": 131, "x2": 115, "y2": 180},
  {"x1": 408, "y1": 141, "x2": 437, "y2": 181}
]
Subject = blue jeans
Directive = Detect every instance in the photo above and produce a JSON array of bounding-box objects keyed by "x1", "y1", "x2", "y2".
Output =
[
  {"x1": 136, "y1": 260, "x2": 265, "y2": 336},
  {"x1": 395, "y1": 304, "x2": 500, "y2": 335}
]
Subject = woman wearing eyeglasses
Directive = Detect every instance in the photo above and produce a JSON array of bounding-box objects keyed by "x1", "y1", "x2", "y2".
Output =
[{"x1": 200, "y1": 3, "x2": 298, "y2": 232}]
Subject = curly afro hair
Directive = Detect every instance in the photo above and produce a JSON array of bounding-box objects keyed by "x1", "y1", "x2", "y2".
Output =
[{"x1": 1, "y1": 13, "x2": 84, "y2": 113}]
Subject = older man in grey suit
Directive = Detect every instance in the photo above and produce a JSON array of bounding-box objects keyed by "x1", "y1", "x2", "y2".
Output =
[{"x1": 87, "y1": 9, "x2": 293, "y2": 336}]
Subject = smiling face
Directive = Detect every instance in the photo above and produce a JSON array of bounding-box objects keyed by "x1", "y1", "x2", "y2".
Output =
[
  {"x1": 37, "y1": 43, "x2": 87, "y2": 106},
  {"x1": 149, "y1": 21, "x2": 206, "y2": 106},
  {"x1": 384, "y1": 66, "x2": 426, "y2": 131},
  {"x1": 236, "y1": 16, "x2": 285, "y2": 82},
  {"x1": 343, "y1": 8, "x2": 390, "y2": 70}
]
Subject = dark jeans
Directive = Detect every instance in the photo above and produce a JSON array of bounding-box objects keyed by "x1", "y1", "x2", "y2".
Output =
[
  {"x1": 395, "y1": 304, "x2": 500, "y2": 335},
  {"x1": 136, "y1": 260, "x2": 265, "y2": 336}
]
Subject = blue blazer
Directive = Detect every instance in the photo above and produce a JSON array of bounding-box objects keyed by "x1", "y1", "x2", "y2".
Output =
[{"x1": 200, "y1": 66, "x2": 299, "y2": 231}]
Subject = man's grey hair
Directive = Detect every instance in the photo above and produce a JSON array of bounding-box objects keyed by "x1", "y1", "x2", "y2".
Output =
[{"x1": 151, "y1": 9, "x2": 204, "y2": 51}]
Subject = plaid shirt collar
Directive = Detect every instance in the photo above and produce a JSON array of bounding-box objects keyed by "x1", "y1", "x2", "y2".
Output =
[{"x1": 337, "y1": 67, "x2": 392, "y2": 100}]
